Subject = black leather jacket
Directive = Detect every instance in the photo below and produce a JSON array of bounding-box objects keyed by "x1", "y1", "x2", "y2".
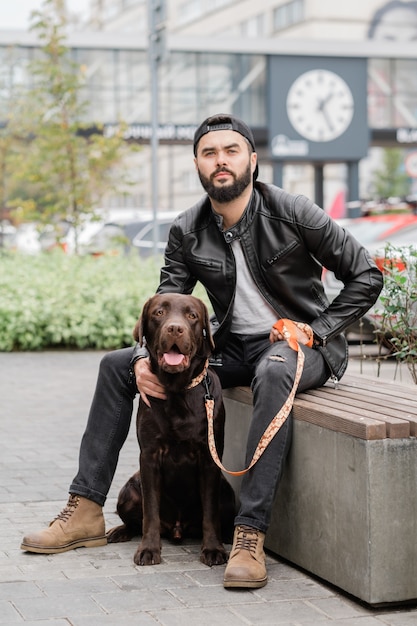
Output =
[{"x1": 134, "y1": 182, "x2": 383, "y2": 380}]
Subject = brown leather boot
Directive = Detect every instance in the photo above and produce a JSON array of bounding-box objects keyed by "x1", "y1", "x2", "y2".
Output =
[
  {"x1": 224, "y1": 525, "x2": 267, "y2": 588},
  {"x1": 20, "y1": 495, "x2": 107, "y2": 554}
]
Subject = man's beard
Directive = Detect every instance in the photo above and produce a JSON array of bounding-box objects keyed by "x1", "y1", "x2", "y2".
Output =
[{"x1": 198, "y1": 163, "x2": 252, "y2": 203}]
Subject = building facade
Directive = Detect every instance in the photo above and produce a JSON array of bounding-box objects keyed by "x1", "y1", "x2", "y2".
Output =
[{"x1": 0, "y1": 0, "x2": 416, "y2": 213}]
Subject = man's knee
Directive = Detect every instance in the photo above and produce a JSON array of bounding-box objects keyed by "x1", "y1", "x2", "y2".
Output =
[
  {"x1": 254, "y1": 347, "x2": 297, "y2": 386},
  {"x1": 99, "y1": 347, "x2": 134, "y2": 379}
]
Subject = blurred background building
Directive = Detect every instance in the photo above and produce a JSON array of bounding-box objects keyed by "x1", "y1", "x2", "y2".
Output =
[{"x1": 1, "y1": 0, "x2": 416, "y2": 215}]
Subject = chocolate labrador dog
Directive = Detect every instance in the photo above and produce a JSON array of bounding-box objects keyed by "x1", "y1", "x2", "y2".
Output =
[{"x1": 107, "y1": 293, "x2": 235, "y2": 566}]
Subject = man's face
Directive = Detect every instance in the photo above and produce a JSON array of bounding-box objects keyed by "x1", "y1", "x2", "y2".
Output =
[{"x1": 194, "y1": 130, "x2": 257, "y2": 203}]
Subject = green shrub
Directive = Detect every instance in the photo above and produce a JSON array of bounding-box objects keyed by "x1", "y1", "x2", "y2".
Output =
[
  {"x1": 0, "y1": 252, "x2": 163, "y2": 351},
  {"x1": 375, "y1": 244, "x2": 417, "y2": 384}
]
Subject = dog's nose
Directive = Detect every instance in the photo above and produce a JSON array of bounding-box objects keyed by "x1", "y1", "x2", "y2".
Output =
[{"x1": 167, "y1": 323, "x2": 184, "y2": 336}]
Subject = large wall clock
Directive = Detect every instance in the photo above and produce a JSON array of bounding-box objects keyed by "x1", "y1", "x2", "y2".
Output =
[
  {"x1": 286, "y1": 69, "x2": 354, "y2": 143},
  {"x1": 268, "y1": 56, "x2": 368, "y2": 161}
]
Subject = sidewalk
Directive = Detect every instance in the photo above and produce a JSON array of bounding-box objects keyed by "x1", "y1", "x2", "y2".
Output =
[{"x1": 0, "y1": 349, "x2": 416, "y2": 625}]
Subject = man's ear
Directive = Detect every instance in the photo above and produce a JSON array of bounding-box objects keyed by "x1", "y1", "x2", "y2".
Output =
[{"x1": 251, "y1": 151, "x2": 258, "y2": 176}]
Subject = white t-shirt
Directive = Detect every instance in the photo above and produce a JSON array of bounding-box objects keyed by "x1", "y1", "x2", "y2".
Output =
[{"x1": 230, "y1": 239, "x2": 278, "y2": 334}]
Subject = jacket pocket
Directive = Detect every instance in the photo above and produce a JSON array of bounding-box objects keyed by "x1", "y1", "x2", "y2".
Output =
[
  {"x1": 264, "y1": 240, "x2": 299, "y2": 268},
  {"x1": 184, "y1": 255, "x2": 224, "y2": 286},
  {"x1": 185, "y1": 255, "x2": 222, "y2": 270}
]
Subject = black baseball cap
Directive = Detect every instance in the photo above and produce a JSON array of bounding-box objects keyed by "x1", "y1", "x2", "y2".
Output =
[{"x1": 193, "y1": 114, "x2": 258, "y2": 180}]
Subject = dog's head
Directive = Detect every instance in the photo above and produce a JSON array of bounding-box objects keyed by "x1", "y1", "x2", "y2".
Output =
[{"x1": 134, "y1": 293, "x2": 215, "y2": 377}]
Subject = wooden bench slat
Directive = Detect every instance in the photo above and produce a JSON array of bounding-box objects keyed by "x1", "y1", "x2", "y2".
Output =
[
  {"x1": 298, "y1": 388, "x2": 411, "y2": 439},
  {"x1": 339, "y1": 374, "x2": 417, "y2": 402},
  {"x1": 293, "y1": 399, "x2": 386, "y2": 440},
  {"x1": 328, "y1": 380, "x2": 417, "y2": 412},
  {"x1": 304, "y1": 386, "x2": 411, "y2": 419},
  {"x1": 334, "y1": 387, "x2": 417, "y2": 417},
  {"x1": 318, "y1": 389, "x2": 417, "y2": 436}
]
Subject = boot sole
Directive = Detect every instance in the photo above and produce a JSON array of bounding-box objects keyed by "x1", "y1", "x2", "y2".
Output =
[
  {"x1": 20, "y1": 536, "x2": 107, "y2": 554},
  {"x1": 224, "y1": 577, "x2": 267, "y2": 589}
]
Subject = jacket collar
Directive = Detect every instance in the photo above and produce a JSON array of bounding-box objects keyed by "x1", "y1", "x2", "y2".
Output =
[{"x1": 210, "y1": 189, "x2": 258, "y2": 244}]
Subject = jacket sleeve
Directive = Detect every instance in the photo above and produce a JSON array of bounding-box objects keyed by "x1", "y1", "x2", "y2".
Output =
[
  {"x1": 157, "y1": 218, "x2": 198, "y2": 295},
  {"x1": 130, "y1": 341, "x2": 149, "y2": 367},
  {"x1": 296, "y1": 199, "x2": 384, "y2": 345}
]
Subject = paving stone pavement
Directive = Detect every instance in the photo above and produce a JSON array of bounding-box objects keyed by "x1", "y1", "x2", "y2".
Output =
[{"x1": 1, "y1": 349, "x2": 416, "y2": 625}]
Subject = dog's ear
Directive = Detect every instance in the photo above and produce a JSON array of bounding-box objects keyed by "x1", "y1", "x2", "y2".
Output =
[
  {"x1": 133, "y1": 298, "x2": 151, "y2": 345},
  {"x1": 201, "y1": 302, "x2": 215, "y2": 351}
]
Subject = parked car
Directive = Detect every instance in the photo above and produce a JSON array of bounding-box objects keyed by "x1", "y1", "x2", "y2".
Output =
[
  {"x1": 370, "y1": 222, "x2": 417, "y2": 250},
  {"x1": 131, "y1": 213, "x2": 178, "y2": 257},
  {"x1": 335, "y1": 212, "x2": 417, "y2": 247},
  {"x1": 10, "y1": 209, "x2": 163, "y2": 255},
  {"x1": 323, "y1": 213, "x2": 417, "y2": 342},
  {"x1": 81, "y1": 211, "x2": 179, "y2": 257}
]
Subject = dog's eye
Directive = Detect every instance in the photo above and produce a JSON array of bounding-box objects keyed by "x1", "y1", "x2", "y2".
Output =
[
  {"x1": 155, "y1": 308, "x2": 164, "y2": 317},
  {"x1": 188, "y1": 312, "x2": 198, "y2": 320}
]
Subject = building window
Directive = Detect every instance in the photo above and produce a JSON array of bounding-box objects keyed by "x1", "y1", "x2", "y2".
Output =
[
  {"x1": 273, "y1": 0, "x2": 304, "y2": 32},
  {"x1": 368, "y1": 57, "x2": 417, "y2": 128},
  {"x1": 178, "y1": 0, "x2": 234, "y2": 25},
  {"x1": 241, "y1": 14, "x2": 265, "y2": 38}
]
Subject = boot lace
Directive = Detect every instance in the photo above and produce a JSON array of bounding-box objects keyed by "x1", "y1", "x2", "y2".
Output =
[
  {"x1": 51, "y1": 494, "x2": 80, "y2": 525},
  {"x1": 235, "y1": 525, "x2": 260, "y2": 555}
]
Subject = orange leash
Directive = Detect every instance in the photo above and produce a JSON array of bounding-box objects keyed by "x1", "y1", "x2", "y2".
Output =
[{"x1": 206, "y1": 319, "x2": 313, "y2": 477}]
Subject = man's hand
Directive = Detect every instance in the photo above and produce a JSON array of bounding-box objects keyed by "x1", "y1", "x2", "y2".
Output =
[
  {"x1": 133, "y1": 358, "x2": 166, "y2": 407},
  {"x1": 269, "y1": 326, "x2": 284, "y2": 343},
  {"x1": 269, "y1": 322, "x2": 313, "y2": 347}
]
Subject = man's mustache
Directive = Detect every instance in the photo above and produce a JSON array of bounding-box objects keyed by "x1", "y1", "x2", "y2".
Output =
[{"x1": 211, "y1": 167, "x2": 234, "y2": 180}]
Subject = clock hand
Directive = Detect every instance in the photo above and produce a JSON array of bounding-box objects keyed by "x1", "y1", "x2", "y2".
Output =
[
  {"x1": 320, "y1": 107, "x2": 334, "y2": 132},
  {"x1": 316, "y1": 91, "x2": 335, "y2": 132},
  {"x1": 317, "y1": 91, "x2": 334, "y2": 111}
]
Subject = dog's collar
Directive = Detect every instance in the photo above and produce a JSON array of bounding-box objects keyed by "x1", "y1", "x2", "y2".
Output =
[{"x1": 187, "y1": 359, "x2": 209, "y2": 390}]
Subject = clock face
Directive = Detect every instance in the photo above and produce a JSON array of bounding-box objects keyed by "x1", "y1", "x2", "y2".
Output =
[{"x1": 286, "y1": 69, "x2": 354, "y2": 142}]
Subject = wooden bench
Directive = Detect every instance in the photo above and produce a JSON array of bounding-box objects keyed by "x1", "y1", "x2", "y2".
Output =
[{"x1": 222, "y1": 373, "x2": 417, "y2": 606}]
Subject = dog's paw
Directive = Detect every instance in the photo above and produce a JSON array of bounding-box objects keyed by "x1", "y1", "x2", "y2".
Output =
[
  {"x1": 200, "y1": 546, "x2": 228, "y2": 566},
  {"x1": 134, "y1": 546, "x2": 162, "y2": 566},
  {"x1": 106, "y1": 524, "x2": 139, "y2": 543}
]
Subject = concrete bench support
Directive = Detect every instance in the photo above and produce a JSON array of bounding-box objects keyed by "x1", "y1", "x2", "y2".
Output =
[{"x1": 222, "y1": 374, "x2": 417, "y2": 606}]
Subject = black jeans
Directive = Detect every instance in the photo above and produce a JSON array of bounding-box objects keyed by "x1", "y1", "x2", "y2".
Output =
[
  {"x1": 70, "y1": 334, "x2": 330, "y2": 533},
  {"x1": 70, "y1": 348, "x2": 137, "y2": 506}
]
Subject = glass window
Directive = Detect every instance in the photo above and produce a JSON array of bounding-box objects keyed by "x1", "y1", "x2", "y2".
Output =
[
  {"x1": 274, "y1": 0, "x2": 304, "y2": 32},
  {"x1": 368, "y1": 58, "x2": 417, "y2": 128},
  {"x1": 241, "y1": 14, "x2": 265, "y2": 38},
  {"x1": 159, "y1": 52, "x2": 199, "y2": 123},
  {"x1": 1, "y1": 40, "x2": 415, "y2": 134},
  {"x1": 393, "y1": 59, "x2": 417, "y2": 127},
  {"x1": 178, "y1": 0, "x2": 234, "y2": 24},
  {"x1": 368, "y1": 58, "x2": 393, "y2": 129},
  {"x1": 159, "y1": 51, "x2": 266, "y2": 127},
  {"x1": 115, "y1": 49, "x2": 148, "y2": 121},
  {"x1": 71, "y1": 47, "x2": 148, "y2": 123}
]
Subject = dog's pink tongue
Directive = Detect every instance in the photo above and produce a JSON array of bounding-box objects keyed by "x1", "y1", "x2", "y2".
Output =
[{"x1": 164, "y1": 351, "x2": 185, "y2": 366}]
